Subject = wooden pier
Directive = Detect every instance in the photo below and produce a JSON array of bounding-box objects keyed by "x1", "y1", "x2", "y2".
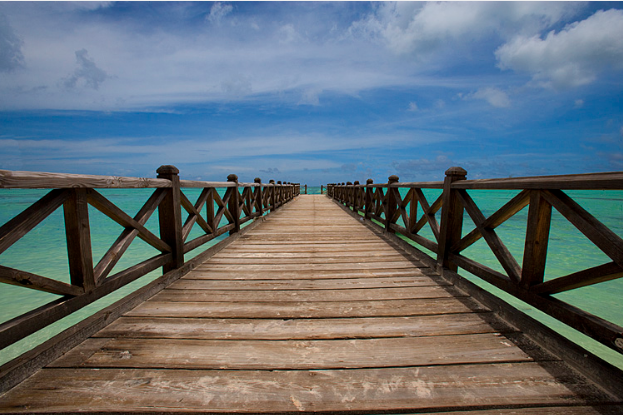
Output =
[{"x1": 1, "y1": 167, "x2": 623, "y2": 413}]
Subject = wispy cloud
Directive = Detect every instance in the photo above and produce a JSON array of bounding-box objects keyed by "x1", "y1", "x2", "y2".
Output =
[
  {"x1": 207, "y1": 2, "x2": 233, "y2": 25},
  {"x1": 462, "y1": 87, "x2": 511, "y2": 108},
  {"x1": 0, "y1": 12, "x2": 24, "y2": 72},
  {"x1": 62, "y1": 49, "x2": 109, "y2": 90}
]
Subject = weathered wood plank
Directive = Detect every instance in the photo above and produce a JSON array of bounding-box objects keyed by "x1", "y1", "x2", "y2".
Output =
[
  {"x1": 173, "y1": 276, "x2": 447, "y2": 290},
  {"x1": 0, "y1": 169, "x2": 171, "y2": 189},
  {"x1": 61, "y1": 333, "x2": 531, "y2": 369},
  {"x1": 194, "y1": 261, "x2": 417, "y2": 271},
  {"x1": 204, "y1": 255, "x2": 412, "y2": 265},
  {"x1": 185, "y1": 268, "x2": 435, "y2": 280},
  {"x1": 93, "y1": 313, "x2": 514, "y2": 340},
  {"x1": 213, "y1": 249, "x2": 402, "y2": 257},
  {"x1": 225, "y1": 243, "x2": 398, "y2": 251},
  {"x1": 152, "y1": 286, "x2": 463, "y2": 302},
  {"x1": 1, "y1": 363, "x2": 609, "y2": 413},
  {"x1": 126, "y1": 297, "x2": 489, "y2": 318}
]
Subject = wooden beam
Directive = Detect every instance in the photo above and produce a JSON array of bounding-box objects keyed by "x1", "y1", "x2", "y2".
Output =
[
  {"x1": 532, "y1": 262, "x2": 623, "y2": 295},
  {"x1": 0, "y1": 265, "x2": 84, "y2": 297},
  {"x1": 92, "y1": 189, "x2": 169, "y2": 283},
  {"x1": 63, "y1": 188, "x2": 95, "y2": 292},
  {"x1": 0, "y1": 189, "x2": 67, "y2": 256},
  {"x1": 156, "y1": 165, "x2": 183, "y2": 273},
  {"x1": 0, "y1": 169, "x2": 171, "y2": 189},
  {"x1": 521, "y1": 190, "x2": 552, "y2": 288},
  {"x1": 458, "y1": 189, "x2": 522, "y2": 283},
  {"x1": 437, "y1": 167, "x2": 467, "y2": 272},
  {"x1": 543, "y1": 189, "x2": 623, "y2": 268}
]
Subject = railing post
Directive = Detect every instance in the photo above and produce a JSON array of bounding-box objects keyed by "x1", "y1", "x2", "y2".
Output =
[
  {"x1": 385, "y1": 175, "x2": 399, "y2": 233},
  {"x1": 353, "y1": 181, "x2": 360, "y2": 212},
  {"x1": 269, "y1": 180, "x2": 276, "y2": 212},
  {"x1": 227, "y1": 174, "x2": 240, "y2": 235},
  {"x1": 254, "y1": 177, "x2": 263, "y2": 218},
  {"x1": 365, "y1": 179, "x2": 373, "y2": 220},
  {"x1": 156, "y1": 165, "x2": 184, "y2": 273},
  {"x1": 521, "y1": 190, "x2": 552, "y2": 288},
  {"x1": 304, "y1": 184, "x2": 307, "y2": 195},
  {"x1": 346, "y1": 182, "x2": 353, "y2": 208},
  {"x1": 64, "y1": 188, "x2": 95, "y2": 292},
  {"x1": 437, "y1": 167, "x2": 467, "y2": 273},
  {"x1": 321, "y1": 185, "x2": 324, "y2": 195}
]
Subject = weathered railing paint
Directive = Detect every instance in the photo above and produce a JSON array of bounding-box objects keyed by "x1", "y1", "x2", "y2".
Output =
[
  {"x1": 328, "y1": 168, "x2": 623, "y2": 355},
  {"x1": 0, "y1": 166, "x2": 297, "y2": 351}
]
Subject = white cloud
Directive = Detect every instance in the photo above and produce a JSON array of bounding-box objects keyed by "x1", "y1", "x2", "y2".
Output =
[
  {"x1": 407, "y1": 102, "x2": 418, "y2": 112},
  {"x1": 466, "y1": 87, "x2": 511, "y2": 108},
  {"x1": 495, "y1": 9, "x2": 623, "y2": 89},
  {"x1": 351, "y1": 2, "x2": 580, "y2": 55},
  {"x1": 574, "y1": 99, "x2": 584, "y2": 108},
  {"x1": 207, "y1": 3, "x2": 233, "y2": 25}
]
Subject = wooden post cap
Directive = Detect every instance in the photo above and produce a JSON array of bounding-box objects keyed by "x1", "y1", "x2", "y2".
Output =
[
  {"x1": 227, "y1": 174, "x2": 238, "y2": 182},
  {"x1": 277, "y1": 181, "x2": 282, "y2": 184},
  {"x1": 354, "y1": 181, "x2": 360, "y2": 185},
  {"x1": 156, "y1": 165, "x2": 179, "y2": 176},
  {"x1": 269, "y1": 180, "x2": 275, "y2": 184},
  {"x1": 445, "y1": 167, "x2": 467, "y2": 177},
  {"x1": 346, "y1": 182, "x2": 352, "y2": 185},
  {"x1": 366, "y1": 179, "x2": 373, "y2": 185},
  {"x1": 388, "y1": 175, "x2": 399, "y2": 183},
  {"x1": 254, "y1": 178, "x2": 261, "y2": 183}
]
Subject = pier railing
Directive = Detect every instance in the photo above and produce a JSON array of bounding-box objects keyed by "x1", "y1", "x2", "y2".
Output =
[
  {"x1": 328, "y1": 168, "x2": 623, "y2": 355},
  {"x1": 0, "y1": 166, "x2": 297, "y2": 351}
]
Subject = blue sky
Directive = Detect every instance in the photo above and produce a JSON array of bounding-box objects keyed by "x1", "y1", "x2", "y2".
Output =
[{"x1": 1, "y1": 1, "x2": 623, "y2": 185}]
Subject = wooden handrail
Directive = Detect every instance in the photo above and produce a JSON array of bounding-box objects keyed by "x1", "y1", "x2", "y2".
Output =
[
  {"x1": 327, "y1": 168, "x2": 623, "y2": 355},
  {"x1": 0, "y1": 166, "x2": 298, "y2": 351}
]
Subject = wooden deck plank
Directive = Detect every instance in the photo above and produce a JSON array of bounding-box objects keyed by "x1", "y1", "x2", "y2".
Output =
[
  {"x1": 0, "y1": 363, "x2": 612, "y2": 413},
  {"x1": 92, "y1": 313, "x2": 515, "y2": 340},
  {"x1": 51, "y1": 334, "x2": 532, "y2": 370},
  {"x1": 193, "y1": 261, "x2": 421, "y2": 271},
  {"x1": 151, "y1": 286, "x2": 463, "y2": 302},
  {"x1": 173, "y1": 276, "x2": 448, "y2": 290},
  {"x1": 125, "y1": 297, "x2": 490, "y2": 318},
  {"x1": 189, "y1": 268, "x2": 437, "y2": 280},
  {"x1": 204, "y1": 255, "x2": 412, "y2": 264}
]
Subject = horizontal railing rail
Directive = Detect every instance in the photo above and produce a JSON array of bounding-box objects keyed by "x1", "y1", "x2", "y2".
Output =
[
  {"x1": 0, "y1": 166, "x2": 297, "y2": 351},
  {"x1": 327, "y1": 168, "x2": 623, "y2": 355}
]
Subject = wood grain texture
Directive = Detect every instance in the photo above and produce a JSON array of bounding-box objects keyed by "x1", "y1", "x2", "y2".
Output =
[
  {"x1": 0, "y1": 363, "x2": 613, "y2": 413},
  {"x1": 125, "y1": 297, "x2": 489, "y2": 318}
]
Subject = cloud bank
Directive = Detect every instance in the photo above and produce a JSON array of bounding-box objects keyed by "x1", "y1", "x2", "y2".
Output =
[
  {"x1": 496, "y1": 9, "x2": 623, "y2": 89},
  {"x1": 1, "y1": 2, "x2": 620, "y2": 111}
]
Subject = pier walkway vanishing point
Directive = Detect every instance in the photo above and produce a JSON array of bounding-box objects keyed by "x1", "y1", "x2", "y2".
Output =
[{"x1": 1, "y1": 194, "x2": 622, "y2": 413}]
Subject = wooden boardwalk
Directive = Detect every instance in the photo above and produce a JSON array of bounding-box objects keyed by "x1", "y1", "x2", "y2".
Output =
[{"x1": 1, "y1": 195, "x2": 621, "y2": 413}]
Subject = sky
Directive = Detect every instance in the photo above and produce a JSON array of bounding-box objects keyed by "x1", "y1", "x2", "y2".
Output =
[{"x1": 1, "y1": 1, "x2": 623, "y2": 185}]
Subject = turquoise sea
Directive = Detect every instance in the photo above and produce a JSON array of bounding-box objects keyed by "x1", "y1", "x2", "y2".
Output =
[{"x1": 0, "y1": 186, "x2": 622, "y2": 370}]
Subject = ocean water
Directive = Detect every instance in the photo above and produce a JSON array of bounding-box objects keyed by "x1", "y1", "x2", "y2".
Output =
[{"x1": 1, "y1": 187, "x2": 622, "y2": 369}]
